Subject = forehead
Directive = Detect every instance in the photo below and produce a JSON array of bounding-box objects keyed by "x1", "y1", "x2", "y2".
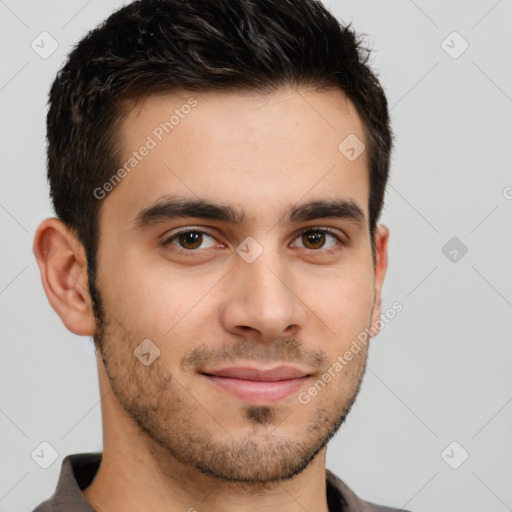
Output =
[{"x1": 102, "y1": 86, "x2": 370, "y2": 229}]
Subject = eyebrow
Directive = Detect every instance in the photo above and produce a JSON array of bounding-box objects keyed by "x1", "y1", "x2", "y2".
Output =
[{"x1": 132, "y1": 194, "x2": 366, "y2": 230}]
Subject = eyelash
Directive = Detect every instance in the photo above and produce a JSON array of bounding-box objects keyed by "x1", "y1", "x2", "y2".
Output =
[{"x1": 161, "y1": 227, "x2": 346, "y2": 257}]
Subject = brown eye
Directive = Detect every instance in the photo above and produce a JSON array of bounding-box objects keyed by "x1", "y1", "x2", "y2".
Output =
[
  {"x1": 294, "y1": 228, "x2": 342, "y2": 251},
  {"x1": 163, "y1": 230, "x2": 217, "y2": 253},
  {"x1": 177, "y1": 231, "x2": 203, "y2": 250},
  {"x1": 301, "y1": 231, "x2": 326, "y2": 249}
]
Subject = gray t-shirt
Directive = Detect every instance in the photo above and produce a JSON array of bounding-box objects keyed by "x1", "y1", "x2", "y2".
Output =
[{"x1": 31, "y1": 452, "x2": 410, "y2": 512}]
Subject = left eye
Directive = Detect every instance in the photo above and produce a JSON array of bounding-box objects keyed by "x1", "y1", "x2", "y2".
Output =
[
  {"x1": 294, "y1": 228, "x2": 342, "y2": 250},
  {"x1": 162, "y1": 228, "x2": 344, "y2": 254}
]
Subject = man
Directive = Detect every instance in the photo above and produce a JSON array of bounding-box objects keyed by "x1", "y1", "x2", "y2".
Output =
[{"x1": 32, "y1": 0, "x2": 406, "y2": 510}]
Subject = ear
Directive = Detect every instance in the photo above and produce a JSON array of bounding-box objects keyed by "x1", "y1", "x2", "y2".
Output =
[
  {"x1": 33, "y1": 217, "x2": 96, "y2": 336},
  {"x1": 369, "y1": 224, "x2": 389, "y2": 333}
]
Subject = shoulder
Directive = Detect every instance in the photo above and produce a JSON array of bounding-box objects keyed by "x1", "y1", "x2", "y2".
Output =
[
  {"x1": 326, "y1": 469, "x2": 413, "y2": 512},
  {"x1": 31, "y1": 497, "x2": 57, "y2": 512},
  {"x1": 30, "y1": 452, "x2": 102, "y2": 512}
]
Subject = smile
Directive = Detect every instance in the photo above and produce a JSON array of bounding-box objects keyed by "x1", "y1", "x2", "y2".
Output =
[{"x1": 200, "y1": 365, "x2": 312, "y2": 406}]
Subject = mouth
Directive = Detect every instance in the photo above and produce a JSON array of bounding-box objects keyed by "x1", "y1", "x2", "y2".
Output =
[{"x1": 199, "y1": 365, "x2": 313, "y2": 405}]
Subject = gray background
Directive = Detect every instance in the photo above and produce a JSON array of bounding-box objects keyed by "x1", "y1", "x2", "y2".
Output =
[{"x1": 1, "y1": 1, "x2": 511, "y2": 511}]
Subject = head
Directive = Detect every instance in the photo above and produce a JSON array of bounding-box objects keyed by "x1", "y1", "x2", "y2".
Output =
[{"x1": 34, "y1": 0, "x2": 393, "y2": 484}]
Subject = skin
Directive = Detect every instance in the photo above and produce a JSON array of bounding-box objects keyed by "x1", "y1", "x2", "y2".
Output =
[{"x1": 33, "y1": 86, "x2": 389, "y2": 512}]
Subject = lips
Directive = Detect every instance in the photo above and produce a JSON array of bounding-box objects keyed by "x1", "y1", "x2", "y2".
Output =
[
  {"x1": 202, "y1": 365, "x2": 308, "y2": 381},
  {"x1": 200, "y1": 365, "x2": 312, "y2": 405}
]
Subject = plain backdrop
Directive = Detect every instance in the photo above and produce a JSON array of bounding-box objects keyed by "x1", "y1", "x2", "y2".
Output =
[{"x1": 1, "y1": 1, "x2": 511, "y2": 511}]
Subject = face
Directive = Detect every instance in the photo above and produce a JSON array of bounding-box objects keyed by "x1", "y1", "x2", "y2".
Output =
[{"x1": 91, "y1": 86, "x2": 387, "y2": 483}]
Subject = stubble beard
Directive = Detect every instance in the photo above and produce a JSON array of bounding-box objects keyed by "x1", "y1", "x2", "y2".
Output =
[{"x1": 90, "y1": 283, "x2": 369, "y2": 486}]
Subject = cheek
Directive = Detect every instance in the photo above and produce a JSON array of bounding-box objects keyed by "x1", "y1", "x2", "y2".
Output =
[
  {"x1": 101, "y1": 255, "x2": 219, "y2": 340},
  {"x1": 316, "y1": 264, "x2": 375, "y2": 340},
  {"x1": 98, "y1": 253, "x2": 165, "y2": 334}
]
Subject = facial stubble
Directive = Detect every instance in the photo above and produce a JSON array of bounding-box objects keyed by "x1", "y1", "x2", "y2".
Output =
[{"x1": 90, "y1": 282, "x2": 369, "y2": 486}]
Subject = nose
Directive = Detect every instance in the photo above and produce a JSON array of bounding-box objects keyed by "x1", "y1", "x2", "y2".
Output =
[{"x1": 219, "y1": 251, "x2": 307, "y2": 344}]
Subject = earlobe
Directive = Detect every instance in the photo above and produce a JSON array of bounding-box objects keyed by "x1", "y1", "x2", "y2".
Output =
[{"x1": 33, "y1": 218, "x2": 96, "y2": 336}]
